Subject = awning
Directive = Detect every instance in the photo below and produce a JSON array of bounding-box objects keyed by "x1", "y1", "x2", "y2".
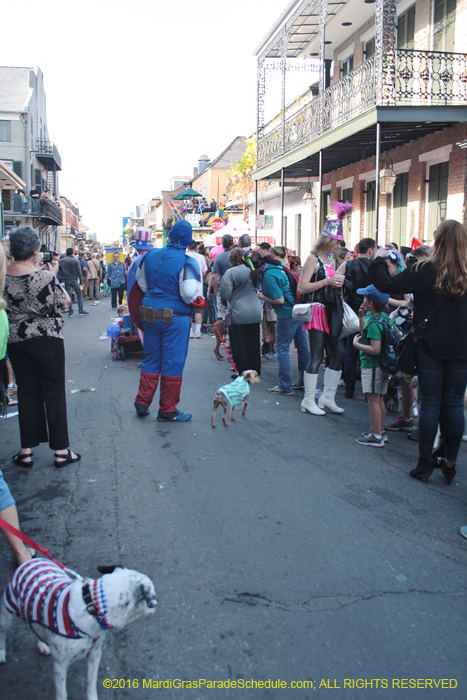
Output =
[{"x1": 0, "y1": 161, "x2": 26, "y2": 190}]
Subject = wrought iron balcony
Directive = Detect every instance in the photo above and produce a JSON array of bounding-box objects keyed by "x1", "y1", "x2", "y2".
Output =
[
  {"x1": 35, "y1": 139, "x2": 62, "y2": 171},
  {"x1": 1, "y1": 193, "x2": 62, "y2": 226},
  {"x1": 257, "y1": 49, "x2": 467, "y2": 169}
]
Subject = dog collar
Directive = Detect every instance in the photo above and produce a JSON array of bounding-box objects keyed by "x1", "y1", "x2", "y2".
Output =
[{"x1": 82, "y1": 580, "x2": 113, "y2": 630}]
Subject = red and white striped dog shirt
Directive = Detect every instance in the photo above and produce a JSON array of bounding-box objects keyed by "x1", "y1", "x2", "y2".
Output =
[{"x1": 3, "y1": 559, "x2": 89, "y2": 639}]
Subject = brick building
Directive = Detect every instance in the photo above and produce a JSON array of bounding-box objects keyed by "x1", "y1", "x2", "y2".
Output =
[{"x1": 252, "y1": 0, "x2": 467, "y2": 250}]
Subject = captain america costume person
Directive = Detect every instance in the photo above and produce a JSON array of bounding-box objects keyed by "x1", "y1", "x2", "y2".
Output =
[{"x1": 131, "y1": 220, "x2": 202, "y2": 422}]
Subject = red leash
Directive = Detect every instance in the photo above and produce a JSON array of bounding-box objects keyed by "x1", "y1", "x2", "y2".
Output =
[
  {"x1": 204, "y1": 302, "x2": 239, "y2": 375},
  {"x1": 0, "y1": 516, "x2": 81, "y2": 578}
]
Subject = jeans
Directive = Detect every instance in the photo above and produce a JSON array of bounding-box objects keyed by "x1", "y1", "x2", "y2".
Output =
[
  {"x1": 344, "y1": 333, "x2": 359, "y2": 393},
  {"x1": 63, "y1": 280, "x2": 83, "y2": 314},
  {"x1": 111, "y1": 284, "x2": 125, "y2": 309},
  {"x1": 275, "y1": 316, "x2": 310, "y2": 392},
  {"x1": 417, "y1": 344, "x2": 467, "y2": 462}
]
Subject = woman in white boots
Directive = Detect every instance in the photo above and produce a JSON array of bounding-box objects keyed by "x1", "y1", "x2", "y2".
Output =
[{"x1": 297, "y1": 213, "x2": 347, "y2": 415}]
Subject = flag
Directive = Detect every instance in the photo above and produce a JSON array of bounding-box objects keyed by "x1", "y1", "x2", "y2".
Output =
[{"x1": 411, "y1": 237, "x2": 422, "y2": 249}]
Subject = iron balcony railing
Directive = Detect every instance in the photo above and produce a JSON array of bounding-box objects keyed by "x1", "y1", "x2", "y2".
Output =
[
  {"x1": 35, "y1": 139, "x2": 62, "y2": 170},
  {"x1": 257, "y1": 49, "x2": 467, "y2": 168},
  {"x1": 2, "y1": 194, "x2": 62, "y2": 225}
]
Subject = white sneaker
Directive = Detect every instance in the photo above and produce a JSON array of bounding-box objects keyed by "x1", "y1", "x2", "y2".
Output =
[
  {"x1": 189, "y1": 331, "x2": 194, "y2": 339},
  {"x1": 195, "y1": 331, "x2": 201, "y2": 338}
]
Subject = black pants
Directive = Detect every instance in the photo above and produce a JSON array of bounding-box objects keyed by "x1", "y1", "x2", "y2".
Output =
[
  {"x1": 111, "y1": 284, "x2": 125, "y2": 309},
  {"x1": 228, "y1": 323, "x2": 261, "y2": 376},
  {"x1": 306, "y1": 329, "x2": 345, "y2": 374},
  {"x1": 7, "y1": 337, "x2": 70, "y2": 450}
]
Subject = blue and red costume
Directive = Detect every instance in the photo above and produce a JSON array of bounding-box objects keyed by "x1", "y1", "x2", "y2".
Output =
[{"x1": 132, "y1": 220, "x2": 200, "y2": 421}]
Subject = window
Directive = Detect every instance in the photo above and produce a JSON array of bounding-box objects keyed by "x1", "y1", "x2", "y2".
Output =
[
  {"x1": 365, "y1": 38, "x2": 375, "y2": 59},
  {"x1": 321, "y1": 191, "x2": 331, "y2": 229},
  {"x1": 341, "y1": 188, "x2": 353, "y2": 247},
  {"x1": 366, "y1": 181, "x2": 376, "y2": 237},
  {"x1": 392, "y1": 172, "x2": 409, "y2": 248},
  {"x1": 427, "y1": 162, "x2": 449, "y2": 240},
  {"x1": 434, "y1": 0, "x2": 456, "y2": 52},
  {"x1": 0, "y1": 121, "x2": 11, "y2": 142},
  {"x1": 13, "y1": 161, "x2": 23, "y2": 179},
  {"x1": 397, "y1": 5, "x2": 416, "y2": 49},
  {"x1": 342, "y1": 55, "x2": 353, "y2": 76}
]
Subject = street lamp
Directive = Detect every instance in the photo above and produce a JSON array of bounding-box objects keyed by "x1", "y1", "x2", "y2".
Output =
[{"x1": 379, "y1": 155, "x2": 397, "y2": 194}]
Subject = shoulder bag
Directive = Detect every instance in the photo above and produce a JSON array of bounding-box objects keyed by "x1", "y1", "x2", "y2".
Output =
[
  {"x1": 339, "y1": 301, "x2": 360, "y2": 338},
  {"x1": 292, "y1": 264, "x2": 318, "y2": 323},
  {"x1": 396, "y1": 297, "x2": 444, "y2": 376}
]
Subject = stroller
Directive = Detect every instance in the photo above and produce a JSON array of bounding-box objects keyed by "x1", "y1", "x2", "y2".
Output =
[{"x1": 110, "y1": 315, "x2": 143, "y2": 361}]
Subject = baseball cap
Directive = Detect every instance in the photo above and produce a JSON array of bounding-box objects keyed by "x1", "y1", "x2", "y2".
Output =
[
  {"x1": 222, "y1": 234, "x2": 234, "y2": 249},
  {"x1": 356, "y1": 284, "x2": 389, "y2": 305}
]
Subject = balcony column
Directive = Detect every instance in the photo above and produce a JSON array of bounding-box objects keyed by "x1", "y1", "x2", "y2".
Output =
[
  {"x1": 256, "y1": 57, "x2": 266, "y2": 158},
  {"x1": 280, "y1": 168, "x2": 285, "y2": 245},
  {"x1": 280, "y1": 27, "x2": 288, "y2": 156},
  {"x1": 317, "y1": 149, "x2": 323, "y2": 235},
  {"x1": 375, "y1": 0, "x2": 397, "y2": 106},
  {"x1": 375, "y1": 122, "x2": 381, "y2": 244},
  {"x1": 319, "y1": 0, "x2": 328, "y2": 133}
]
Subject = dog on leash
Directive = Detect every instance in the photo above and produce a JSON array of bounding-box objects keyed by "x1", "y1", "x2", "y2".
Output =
[
  {"x1": 211, "y1": 370, "x2": 261, "y2": 427},
  {"x1": 0, "y1": 559, "x2": 157, "y2": 700}
]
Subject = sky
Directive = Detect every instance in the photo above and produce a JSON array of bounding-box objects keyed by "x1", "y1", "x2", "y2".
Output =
[{"x1": 1, "y1": 0, "x2": 290, "y2": 243}]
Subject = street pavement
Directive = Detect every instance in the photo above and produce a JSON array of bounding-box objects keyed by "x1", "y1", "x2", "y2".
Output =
[{"x1": 1, "y1": 296, "x2": 467, "y2": 700}]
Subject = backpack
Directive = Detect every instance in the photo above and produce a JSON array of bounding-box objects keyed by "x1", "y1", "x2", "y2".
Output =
[
  {"x1": 262, "y1": 262, "x2": 301, "y2": 303},
  {"x1": 367, "y1": 316, "x2": 402, "y2": 375}
]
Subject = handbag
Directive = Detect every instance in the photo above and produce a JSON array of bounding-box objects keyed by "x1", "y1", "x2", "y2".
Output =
[
  {"x1": 292, "y1": 303, "x2": 313, "y2": 323},
  {"x1": 396, "y1": 297, "x2": 444, "y2": 375},
  {"x1": 292, "y1": 267, "x2": 317, "y2": 323},
  {"x1": 339, "y1": 302, "x2": 360, "y2": 338}
]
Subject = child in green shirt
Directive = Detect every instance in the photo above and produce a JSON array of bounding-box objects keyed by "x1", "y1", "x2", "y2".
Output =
[{"x1": 352, "y1": 285, "x2": 390, "y2": 447}]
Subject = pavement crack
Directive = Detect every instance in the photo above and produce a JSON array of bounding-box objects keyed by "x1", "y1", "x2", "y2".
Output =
[{"x1": 217, "y1": 588, "x2": 467, "y2": 613}]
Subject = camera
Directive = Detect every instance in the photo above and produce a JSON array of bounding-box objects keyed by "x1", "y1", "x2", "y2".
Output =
[{"x1": 42, "y1": 250, "x2": 53, "y2": 263}]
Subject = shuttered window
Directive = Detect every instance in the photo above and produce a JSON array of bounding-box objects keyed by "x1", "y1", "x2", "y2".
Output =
[
  {"x1": 392, "y1": 172, "x2": 409, "y2": 248},
  {"x1": 434, "y1": 0, "x2": 456, "y2": 52},
  {"x1": 397, "y1": 6, "x2": 416, "y2": 49},
  {"x1": 365, "y1": 39, "x2": 375, "y2": 59},
  {"x1": 366, "y1": 181, "x2": 376, "y2": 237},
  {"x1": 428, "y1": 162, "x2": 449, "y2": 240},
  {"x1": 0, "y1": 121, "x2": 11, "y2": 142}
]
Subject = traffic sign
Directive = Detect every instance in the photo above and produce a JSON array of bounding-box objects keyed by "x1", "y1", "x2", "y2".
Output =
[{"x1": 211, "y1": 218, "x2": 225, "y2": 232}]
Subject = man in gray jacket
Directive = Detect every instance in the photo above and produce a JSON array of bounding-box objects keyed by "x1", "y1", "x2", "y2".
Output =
[{"x1": 58, "y1": 249, "x2": 88, "y2": 316}]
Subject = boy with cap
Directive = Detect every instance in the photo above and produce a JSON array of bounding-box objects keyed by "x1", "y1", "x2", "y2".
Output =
[{"x1": 352, "y1": 285, "x2": 390, "y2": 447}]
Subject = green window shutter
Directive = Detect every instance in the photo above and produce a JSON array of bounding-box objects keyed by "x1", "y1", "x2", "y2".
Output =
[
  {"x1": 428, "y1": 162, "x2": 449, "y2": 240},
  {"x1": 13, "y1": 161, "x2": 23, "y2": 179},
  {"x1": 392, "y1": 172, "x2": 409, "y2": 248}
]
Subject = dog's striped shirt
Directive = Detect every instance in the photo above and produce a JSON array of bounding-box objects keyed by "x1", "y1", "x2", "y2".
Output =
[{"x1": 3, "y1": 559, "x2": 89, "y2": 639}]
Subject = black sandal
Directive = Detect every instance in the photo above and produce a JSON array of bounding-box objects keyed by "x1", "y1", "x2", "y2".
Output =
[
  {"x1": 54, "y1": 449, "x2": 81, "y2": 468},
  {"x1": 13, "y1": 452, "x2": 34, "y2": 468}
]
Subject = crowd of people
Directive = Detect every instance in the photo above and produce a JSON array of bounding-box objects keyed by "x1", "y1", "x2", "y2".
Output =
[{"x1": 2, "y1": 216, "x2": 467, "y2": 568}]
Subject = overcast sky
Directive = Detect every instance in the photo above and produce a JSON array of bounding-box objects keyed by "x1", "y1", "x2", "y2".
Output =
[{"x1": 1, "y1": 0, "x2": 289, "y2": 243}]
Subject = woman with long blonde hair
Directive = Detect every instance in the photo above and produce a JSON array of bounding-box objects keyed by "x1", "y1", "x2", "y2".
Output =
[
  {"x1": 370, "y1": 219, "x2": 467, "y2": 483},
  {"x1": 297, "y1": 230, "x2": 346, "y2": 415}
]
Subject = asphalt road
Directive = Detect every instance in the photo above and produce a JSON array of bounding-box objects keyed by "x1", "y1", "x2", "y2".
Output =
[{"x1": 1, "y1": 297, "x2": 466, "y2": 700}]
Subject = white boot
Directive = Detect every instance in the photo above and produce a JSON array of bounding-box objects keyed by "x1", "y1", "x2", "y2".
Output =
[
  {"x1": 301, "y1": 374, "x2": 325, "y2": 415},
  {"x1": 318, "y1": 368, "x2": 345, "y2": 414}
]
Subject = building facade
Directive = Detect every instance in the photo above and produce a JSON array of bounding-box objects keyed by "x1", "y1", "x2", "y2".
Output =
[
  {"x1": 252, "y1": 0, "x2": 467, "y2": 250},
  {"x1": 0, "y1": 66, "x2": 62, "y2": 247}
]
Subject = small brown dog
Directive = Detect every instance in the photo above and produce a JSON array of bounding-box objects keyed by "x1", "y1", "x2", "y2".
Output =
[{"x1": 211, "y1": 370, "x2": 261, "y2": 427}]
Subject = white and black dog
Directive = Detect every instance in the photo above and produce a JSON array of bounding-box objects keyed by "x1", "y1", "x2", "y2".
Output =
[{"x1": 0, "y1": 558, "x2": 157, "y2": 700}]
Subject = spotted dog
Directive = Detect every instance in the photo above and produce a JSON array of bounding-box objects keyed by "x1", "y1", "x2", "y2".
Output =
[{"x1": 0, "y1": 559, "x2": 157, "y2": 700}]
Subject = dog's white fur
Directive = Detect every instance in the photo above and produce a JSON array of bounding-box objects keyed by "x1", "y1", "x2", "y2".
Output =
[{"x1": 0, "y1": 564, "x2": 157, "y2": 700}]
